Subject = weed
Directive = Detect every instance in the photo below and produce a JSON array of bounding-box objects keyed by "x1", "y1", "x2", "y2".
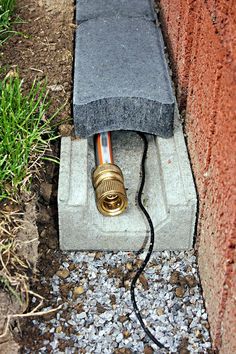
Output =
[
  {"x1": 0, "y1": 208, "x2": 28, "y2": 307},
  {"x1": 0, "y1": 0, "x2": 15, "y2": 14},
  {"x1": 0, "y1": 0, "x2": 16, "y2": 44},
  {"x1": 0, "y1": 73, "x2": 58, "y2": 202}
]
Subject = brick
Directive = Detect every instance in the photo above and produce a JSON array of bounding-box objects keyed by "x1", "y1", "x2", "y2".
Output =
[
  {"x1": 221, "y1": 268, "x2": 236, "y2": 354},
  {"x1": 186, "y1": 3, "x2": 225, "y2": 196},
  {"x1": 159, "y1": 0, "x2": 236, "y2": 350}
]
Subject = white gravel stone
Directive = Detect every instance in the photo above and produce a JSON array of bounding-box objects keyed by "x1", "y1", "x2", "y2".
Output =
[{"x1": 23, "y1": 250, "x2": 212, "y2": 353}]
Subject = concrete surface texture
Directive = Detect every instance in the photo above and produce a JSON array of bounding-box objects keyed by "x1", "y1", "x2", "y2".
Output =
[
  {"x1": 58, "y1": 109, "x2": 196, "y2": 251},
  {"x1": 158, "y1": 0, "x2": 236, "y2": 352},
  {"x1": 76, "y1": 0, "x2": 156, "y2": 22},
  {"x1": 73, "y1": 17, "x2": 174, "y2": 138}
]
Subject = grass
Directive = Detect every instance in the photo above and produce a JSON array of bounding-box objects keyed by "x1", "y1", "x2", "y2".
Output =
[
  {"x1": 0, "y1": 73, "x2": 58, "y2": 202},
  {"x1": 0, "y1": 206, "x2": 29, "y2": 330},
  {"x1": 0, "y1": 0, "x2": 16, "y2": 45},
  {"x1": 0, "y1": 2, "x2": 63, "y2": 335},
  {"x1": 0, "y1": 73, "x2": 60, "y2": 336},
  {"x1": 0, "y1": 208, "x2": 62, "y2": 339}
]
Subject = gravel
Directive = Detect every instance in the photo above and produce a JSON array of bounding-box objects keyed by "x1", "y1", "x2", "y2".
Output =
[{"x1": 23, "y1": 250, "x2": 212, "y2": 353}]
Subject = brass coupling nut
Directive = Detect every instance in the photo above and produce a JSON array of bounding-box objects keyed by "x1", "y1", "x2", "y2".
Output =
[{"x1": 92, "y1": 163, "x2": 128, "y2": 216}]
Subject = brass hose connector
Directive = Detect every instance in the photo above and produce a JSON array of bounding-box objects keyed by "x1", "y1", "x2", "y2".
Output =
[{"x1": 92, "y1": 163, "x2": 128, "y2": 216}]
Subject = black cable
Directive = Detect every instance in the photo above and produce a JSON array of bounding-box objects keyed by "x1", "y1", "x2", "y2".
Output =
[{"x1": 130, "y1": 132, "x2": 167, "y2": 350}]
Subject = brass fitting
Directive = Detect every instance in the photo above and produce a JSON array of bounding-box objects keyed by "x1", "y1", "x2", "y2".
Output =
[{"x1": 92, "y1": 163, "x2": 128, "y2": 216}]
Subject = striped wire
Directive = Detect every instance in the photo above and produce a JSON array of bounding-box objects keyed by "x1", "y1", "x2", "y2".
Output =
[{"x1": 96, "y1": 132, "x2": 113, "y2": 165}]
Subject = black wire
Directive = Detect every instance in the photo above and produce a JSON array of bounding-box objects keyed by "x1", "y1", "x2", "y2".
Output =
[{"x1": 130, "y1": 132, "x2": 167, "y2": 350}]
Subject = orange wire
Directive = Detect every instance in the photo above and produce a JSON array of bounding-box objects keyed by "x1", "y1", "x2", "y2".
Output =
[
  {"x1": 97, "y1": 134, "x2": 103, "y2": 165},
  {"x1": 96, "y1": 132, "x2": 113, "y2": 165}
]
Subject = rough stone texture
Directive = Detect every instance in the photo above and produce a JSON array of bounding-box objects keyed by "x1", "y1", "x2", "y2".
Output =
[
  {"x1": 58, "y1": 108, "x2": 196, "y2": 251},
  {"x1": 158, "y1": 0, "x2": 236, "y2": 351},
  {"x1": 76, "y1": 0, "x2": 156, "y2": 23},
  {"x1": 24, "y1": 250, "x2": 212, "y2": 352},
  {"x1": 221, "y1": 268, "x2": 236, "y2": 354},
  {"x1": 73, "y1": 17, "x2": 175, "y2": 138}
]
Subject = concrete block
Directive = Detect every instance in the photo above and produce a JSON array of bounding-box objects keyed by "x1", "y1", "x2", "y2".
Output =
[
  {"x1": 58, "y1": 108, "x2": 196, "y2": 251},
  {"x1": 76, "y1": 0, "x2": 156, "y2": 23},
  {"x1": 73, "y1": 17, "x2": 175, "y2": 139}
]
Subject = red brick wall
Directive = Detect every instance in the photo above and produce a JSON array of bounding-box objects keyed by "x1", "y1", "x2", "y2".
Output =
[{"x1": 158, "y1": 0, "x2": 236, "y2": 352}]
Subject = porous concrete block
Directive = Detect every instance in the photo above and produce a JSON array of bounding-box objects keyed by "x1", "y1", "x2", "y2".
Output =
[
  {"x1": 76, "y1": 0, "x2": 156, "y2": 23},
  {"x1": 73, "y1": 17, "x2": 175, "y2": 139},
  {"x1": 58, "y1": 109, "x2": 196, "y2": 251}
]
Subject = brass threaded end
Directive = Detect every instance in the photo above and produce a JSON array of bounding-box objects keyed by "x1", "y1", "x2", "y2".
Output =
[{"x1": 92, "y1": 163, "x2": 128, "y2": 216}]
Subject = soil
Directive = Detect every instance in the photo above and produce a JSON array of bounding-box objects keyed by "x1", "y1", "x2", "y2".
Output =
[
  {"x1": 0, "y1": 0, "x2": 75, "y2": 351},
  {"x1": 0, "y1": 0, "x2": 74, "y2": 122}
]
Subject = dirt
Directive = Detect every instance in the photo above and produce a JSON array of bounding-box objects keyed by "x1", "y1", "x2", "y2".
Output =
[
  {"x1": 0, "y1": 0, "x2": 74, "y2": 122},
  {"x1": 0, "y1": 0, "x2": 75, "y2": 351},
  {"x1": 0, "y1": 195, "x2": 40, "y2": 354},
  {"x1": 15, "y1": 197, "x2": 39, "y2": 269},
  {"x1": 0, "y1": 292, "x2": 22, "y2": 354}
]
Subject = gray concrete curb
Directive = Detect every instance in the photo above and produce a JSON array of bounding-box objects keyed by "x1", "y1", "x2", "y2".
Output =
[
  {"x1": 76, "y1": 0, "x2": 157, "y2": 23},
  {"x1": 58, "y1": 108, "x2": 196, "y2": 251}
]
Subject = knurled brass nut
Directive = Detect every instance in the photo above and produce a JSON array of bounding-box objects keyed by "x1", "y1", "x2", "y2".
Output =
[{"x1": 92, "y1": 163, "x2": 128, "y2": 216}]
